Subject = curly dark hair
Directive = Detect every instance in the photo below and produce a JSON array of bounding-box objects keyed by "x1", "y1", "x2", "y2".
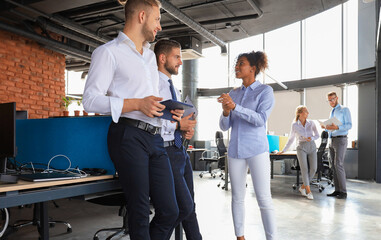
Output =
[{"x1": 236, "y1": 51, "x2": 268, "y2": 77}]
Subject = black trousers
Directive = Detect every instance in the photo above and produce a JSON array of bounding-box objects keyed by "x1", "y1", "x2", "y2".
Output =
[
  {"x1": 107, "y1": 122, "x2": 179, "y2": 240},
  {"x1": 165, "y1": 145, "x2": 202, "y2": 240}
]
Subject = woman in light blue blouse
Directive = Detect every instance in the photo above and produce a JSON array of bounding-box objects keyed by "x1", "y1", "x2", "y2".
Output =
[{"x1": 218, "y1": 51, "x2": 277, "y2": 240}]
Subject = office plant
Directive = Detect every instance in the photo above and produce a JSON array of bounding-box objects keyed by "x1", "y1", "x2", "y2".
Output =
[{"x1": 62, "y1": 96, "x2": 72, "y2": 116}]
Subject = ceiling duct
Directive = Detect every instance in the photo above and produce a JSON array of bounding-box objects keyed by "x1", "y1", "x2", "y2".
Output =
[
  {"x1": 0, "y1": 21, "x2": 92, "y2": 62},
  {"x1": 246, "y1": 0, "x2": 263, "y2": 18},
  {"x1": 4, "y1": 0, "x2": 111, "y2": 44},
  {"x1": 160, "y1": 0, "x2": 227, "y2": 56}
]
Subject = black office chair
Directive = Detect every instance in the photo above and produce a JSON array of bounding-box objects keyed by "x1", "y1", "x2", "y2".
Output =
[
  {"x1": 311, "y1": 131, "x2": 334, "y2": 192},
  {"x1": 199, "y1": 131, "x2": 227, "y2": 179},
  {"x1": 9, "y1": 201, "x2": 72, "y2": 238},
  {"x1": 87, "y1": 192, "x2": 128, "y2": 240},
  {"x1": 0, "y1": 208, "x2": 9, "y2": 238}
]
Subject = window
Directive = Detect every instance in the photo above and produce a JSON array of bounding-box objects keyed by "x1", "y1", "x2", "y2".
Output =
[
  {"x1": 265, "y1": 22, "x2": 301, "y2": 82},
  {"x1": 303, "y1": 5, "x2": 342, "y2": 79}
]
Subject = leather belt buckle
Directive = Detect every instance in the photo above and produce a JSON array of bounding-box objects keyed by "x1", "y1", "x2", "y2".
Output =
[
  {"x1": 119, "y1": 117, "x2": 160, "y2": 135},
  {"x1": 138, "y1": 121, "x2": 147, "y2": 130}
]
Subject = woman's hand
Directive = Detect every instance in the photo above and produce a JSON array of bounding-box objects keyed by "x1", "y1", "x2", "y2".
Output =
[
  {"x1": 276, "y1": 151, "x2": 284, "y2": 155},
  {"x1": 218, "y1": 93, "x2": 236, "y2": 116}
]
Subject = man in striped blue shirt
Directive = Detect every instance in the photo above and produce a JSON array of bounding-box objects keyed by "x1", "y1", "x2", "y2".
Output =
[{"x1": 323, "y1": 91, "x2": 352, "y2": 199}]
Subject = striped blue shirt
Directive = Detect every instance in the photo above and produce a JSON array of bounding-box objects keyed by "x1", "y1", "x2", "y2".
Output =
[{"x1": 219, "y1": 81, "x2": 274, "y2": 159}]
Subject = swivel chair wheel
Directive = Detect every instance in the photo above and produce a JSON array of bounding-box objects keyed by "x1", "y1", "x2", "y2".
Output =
[
  {"x1": 217, "y1": 183, "x2": 220, "y2": 187},
  {"x1": 199, "y1": 174, "x2": 203, "y2": 178},
  {"x1": 94, "y1": 236, "x2": 99, "y2": 240},
  {"x1": 212, "y1": 174, "x2": 216, "y2": 178},
  {"x1": 67, "y1": 227, "x2": 72, "y2": 233},
  {"x1": 49, "y1": 223, "x2": 55, "y2": 228},
  {"x1": 292, "y1": 185, "x2": 297, "y2": 190}
]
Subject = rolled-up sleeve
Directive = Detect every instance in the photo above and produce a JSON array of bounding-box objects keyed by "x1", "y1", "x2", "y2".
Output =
[
  {"x1": 338, "y1": 108, "x2": 352, "y2": 131},
  {"x1": 83, "y1": 46, "x2": 124, "y2": 123}
]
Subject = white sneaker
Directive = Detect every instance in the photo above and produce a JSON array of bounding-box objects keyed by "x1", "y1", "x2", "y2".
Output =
[
  {"x1": 306, "y1": 192, "x2": 314, "y2": 200},
  {"x1": 299, "y1": 187, "x2": 307, "y2": 197}
]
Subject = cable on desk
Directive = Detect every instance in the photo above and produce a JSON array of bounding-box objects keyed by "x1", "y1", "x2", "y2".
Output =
[{"x1": 43, "y1": 154, "x2": 87, "y2": 177}]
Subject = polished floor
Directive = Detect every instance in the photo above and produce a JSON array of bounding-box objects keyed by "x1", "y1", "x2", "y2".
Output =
[{"x1": 3, "y1": 172, "x2": 381, "y2": 240}]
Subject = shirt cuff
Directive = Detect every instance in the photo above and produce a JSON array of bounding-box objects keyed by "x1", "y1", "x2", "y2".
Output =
[
  {"x1": 110, "y1": 97, "x2": 124, "y2": 123},
  {"x1": 233, "y1": 104, "x2": 242, "y2": 113}
]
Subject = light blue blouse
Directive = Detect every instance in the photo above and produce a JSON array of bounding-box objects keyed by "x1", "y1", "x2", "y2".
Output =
[{"x1": 219, "y1": 81, "x2": 275, "y2": 159}]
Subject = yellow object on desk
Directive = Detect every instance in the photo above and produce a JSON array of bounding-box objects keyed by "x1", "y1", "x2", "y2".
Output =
[{"x1": 279, "y1": 136, "x2": 289, "y2": 151}]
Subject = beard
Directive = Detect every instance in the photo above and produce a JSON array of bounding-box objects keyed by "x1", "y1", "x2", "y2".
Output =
[
  {"x1": 142, "y1": 22, "x2": 155, "y2": 42},
  {"x1": 164, "y1": 61, "x2": 178, "y2": 75}
]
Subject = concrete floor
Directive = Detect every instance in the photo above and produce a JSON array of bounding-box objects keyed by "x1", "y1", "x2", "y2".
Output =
[{"x1": 3, "y1": 172, "x2": 381, "y2": 240}]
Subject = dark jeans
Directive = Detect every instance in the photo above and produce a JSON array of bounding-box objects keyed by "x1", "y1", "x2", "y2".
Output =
[
  {"x1": 165, "y1": 145, "x2": 202, "y2": 240},
  {"x1": 107, "y1": 122, "x2": 179, "y2": 240}
]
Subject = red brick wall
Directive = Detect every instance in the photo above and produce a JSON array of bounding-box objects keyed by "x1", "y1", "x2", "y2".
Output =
[{"x1": 0, "y1": 29, "x2": 66, "y2": 119}]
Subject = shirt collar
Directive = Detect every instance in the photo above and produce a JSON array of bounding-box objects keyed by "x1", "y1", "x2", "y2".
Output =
[
  {"x1": 116, "y1": 31, "x2": 151, "y2": 49},
  {"x1": 297, "y1": 119, "x2": 311, "y2": 126},
  {"x1": 240, "y1": 80, "x2": 260, "y2": 91},
  {"x1": 333, "y1": 103, "x2": 342, "y2": 110},
  {"x1": 158, "y1": 71, "x2": 170, "y2": 83}
]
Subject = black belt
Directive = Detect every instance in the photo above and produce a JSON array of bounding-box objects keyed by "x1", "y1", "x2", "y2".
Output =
[
  {"x1": 331, "y1": 135, "x2": 347, "y2": 139},
  {"x1": 163, "y1": 141, "x2": 175, "y2": 148},
  {"x1": 118, "y1": 117, "x2": 161, "y2": 135}
]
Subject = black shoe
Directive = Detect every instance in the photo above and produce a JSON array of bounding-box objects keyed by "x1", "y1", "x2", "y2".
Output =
[
  {"x1": 327, "y1": 191, "x2": 340, "y2": 197},
  {"x1": 336, "y1": 192, "x2": 347, "y2": 199}
]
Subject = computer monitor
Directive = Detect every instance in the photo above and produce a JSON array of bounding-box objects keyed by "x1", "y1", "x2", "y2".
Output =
[
  {"x1": 16, "y1": 110, "x2": 28, "y2": 120},
  {"x1": 0, "y1": 102, "x2": 17, "y2": 183}
]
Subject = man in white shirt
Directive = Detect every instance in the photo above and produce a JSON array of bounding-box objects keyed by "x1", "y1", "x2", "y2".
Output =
[
  {"x1": 154, "y1": 39, "x2": 202, "y2": 240},
  {"x1": 82, "y1": 1, "x2": 181, "y2": 239}
]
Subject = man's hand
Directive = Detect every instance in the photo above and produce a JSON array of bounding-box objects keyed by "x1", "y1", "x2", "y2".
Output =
[
  {"x1": 276, "y1": 151, "x2": 284, "y2": 155},
  {"x1": 179, "y1": 113, "x2": 197, "y2": 132},
  {"x1": 218, "y1": 93, "x2": 236, "y2": 116},
  {"x1": 326, "y1": 123, "x2": 339, "y2": 131},
  {"x1": 183, "y1": 128, "x2": 195, "y2": 140},
  {"x1": 136, "y1": 96, "x2": 164, "y2": 118},
  {"x1": 170, "y1": 109, "x2": 184, "y2": 122}
]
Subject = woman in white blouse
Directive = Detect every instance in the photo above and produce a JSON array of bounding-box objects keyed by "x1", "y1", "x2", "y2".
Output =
[{"x1": 278, "y1": 106, "x2": 319, "y2": 200}]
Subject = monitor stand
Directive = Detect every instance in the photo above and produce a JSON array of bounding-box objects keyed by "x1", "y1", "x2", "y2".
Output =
[{"x1": 0, "y1": 157, "x2": 18, "y2": 183}]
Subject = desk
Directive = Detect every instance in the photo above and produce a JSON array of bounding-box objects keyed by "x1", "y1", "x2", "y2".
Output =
[
  {"x1": 0, "y1": 175, "x2": 121, "y2": 240},
  {"x1": 270, "y1": 151, "x2": 300, "y2": 186},
  {"x1": 222, "y1": 152, "x2": 300, "y2": 192},
  {"x1": 186, "y1": 148, "x2": 206, "y2": 170}
]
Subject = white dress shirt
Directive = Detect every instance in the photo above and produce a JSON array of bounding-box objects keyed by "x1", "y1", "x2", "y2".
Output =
[
  {"x1": 158, "y1": 71, "x2": 180, "y2": 142},
  {"x1": 282, "y1": 119, "x2": 319, "y2": 152},
  {"x1": 83, "y1": 32, "x2": 161, "y2": 126}
]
